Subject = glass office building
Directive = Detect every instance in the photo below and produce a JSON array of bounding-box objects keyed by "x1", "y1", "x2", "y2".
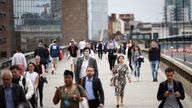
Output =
[
  {"x1": 87, "y1": 0, "x2": 108, "y2": 41},
  {"x1": 13, "y1": 0, "x2": 62, "y2": 52}
]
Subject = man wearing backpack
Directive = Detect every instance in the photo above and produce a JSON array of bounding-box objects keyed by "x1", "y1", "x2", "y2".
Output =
[
  {"x1": 10, "y1": 65, "x2": 34, "y2": 104},
  {"x1": 49, "y1": 39, "x2": 60, "y2": 74}
]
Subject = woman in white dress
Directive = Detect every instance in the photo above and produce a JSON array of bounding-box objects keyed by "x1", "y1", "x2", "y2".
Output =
[{"x1": 26, "y1": 62, "x2": 39, "y2": 108}]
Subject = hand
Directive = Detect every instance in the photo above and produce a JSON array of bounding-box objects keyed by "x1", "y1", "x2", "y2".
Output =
[
  {"x1": 73, "y1": 94, "x2": 81, "y2": 101},
  {"x1": 174, "y1": 91, "x2": 181, "y2": 97},
  {"x1": 163, "y1": 91, "x2": 171, "y2": 97},
  {"x1": 128, "y1": 79, "x2": 131, "y2": 83},
  {"x1": 99, "y1": 104, "x2": 104, "y2": 108},
  {"x1": 55, "y1": 87, "x2": 61, "y2": 96}
]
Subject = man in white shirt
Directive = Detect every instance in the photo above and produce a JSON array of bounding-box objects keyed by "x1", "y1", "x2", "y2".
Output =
[
  {"x1": 10, "y1": 65, "x2": 34, "y2": 100},
  {"x1": 79, "y1": 39, "x2": 86, "y2": 56}
]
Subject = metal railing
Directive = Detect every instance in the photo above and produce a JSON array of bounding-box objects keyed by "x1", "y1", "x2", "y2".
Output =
[
  {"x1": 142, "y1": 49, "x2": 192, "y2": 97},
  {"x1": 0, "y1": 45, "x2": 68, "y2": 84}
]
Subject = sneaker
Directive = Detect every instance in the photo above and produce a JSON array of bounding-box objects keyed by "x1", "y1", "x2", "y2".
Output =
[{"x1": 51, "y1": 70, "x2": 54, "y2": 74}]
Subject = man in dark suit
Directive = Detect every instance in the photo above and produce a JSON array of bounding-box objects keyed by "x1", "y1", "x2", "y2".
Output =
[
  {"x1": 82, "y1": 65, "x2": 104, "y2": 108},
  {"x1": 75, "y1": 47, "x2": 98, "y2": 84},
  {"x1": 0, "y1": 69, "x2": 27, "y2": 108},
  {"x1": 157, "y1": 67, "x2": 185, "y2": 108}
]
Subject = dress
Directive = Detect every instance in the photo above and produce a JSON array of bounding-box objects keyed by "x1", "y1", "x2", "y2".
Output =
[{"x1": 113, "y1": 64, "x2": 130, "y2": 96}]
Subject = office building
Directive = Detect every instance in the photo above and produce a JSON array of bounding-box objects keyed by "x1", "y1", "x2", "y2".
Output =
[{"x1": 0, "y1": 0, "x2": 14, "y2": 59}]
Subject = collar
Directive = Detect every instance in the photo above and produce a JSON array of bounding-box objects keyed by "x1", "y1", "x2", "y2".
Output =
[
  {"x1": 83, "y1": 57, "x2": 89, "y2": 61},
  {"x1": 86, "y1": 76, "x2": 93, "y2": 81},
  {"x1": 3, "y1": 84, "x2": 13, "y2": 89}
]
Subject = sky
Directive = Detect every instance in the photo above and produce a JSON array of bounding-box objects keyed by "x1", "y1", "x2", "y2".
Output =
[{"x1": 108, "y1": 0, "x2": 164, "y2": 22}]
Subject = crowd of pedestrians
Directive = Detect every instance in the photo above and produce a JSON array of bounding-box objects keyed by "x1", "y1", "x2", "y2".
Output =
[{"x1": 0, "y1": 38, "x2": 186, "y2": 108}]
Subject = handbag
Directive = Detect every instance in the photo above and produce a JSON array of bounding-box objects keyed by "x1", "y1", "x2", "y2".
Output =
[
  {"x1": 79, "y1": 97, "x2": 89, "y2": 108},
  {"x1": 110, "y1": 76, "x2": 115, "y2": 86}
]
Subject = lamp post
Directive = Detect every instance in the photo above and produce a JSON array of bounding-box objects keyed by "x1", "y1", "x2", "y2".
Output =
[{"x1": 182, "y1": 0, "x2": 186, "y2": 61}]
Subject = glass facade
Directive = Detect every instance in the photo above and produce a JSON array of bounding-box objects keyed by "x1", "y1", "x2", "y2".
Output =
[
  {"x1": 87, "y1": 0, "x2": 108, "y2": 41},
  {"x1": 13, "y1": 0, "x2": 62, "y2": 52}
]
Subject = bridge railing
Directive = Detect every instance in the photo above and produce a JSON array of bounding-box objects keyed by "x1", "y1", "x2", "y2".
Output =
[
  {"x1": 0, "y1": 45, "x2": 68, "y2": 84},
  {"x1": 142, "y1": 49, "x2": 192, "y2": 97}
]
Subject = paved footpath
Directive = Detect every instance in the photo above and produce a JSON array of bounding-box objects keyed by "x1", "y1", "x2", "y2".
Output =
[{"x1": 42, "y1": 54, "x2": 192, "y2": 108}]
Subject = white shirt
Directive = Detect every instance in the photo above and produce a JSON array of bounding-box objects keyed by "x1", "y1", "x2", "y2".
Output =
[
  {"x1": 79, "y1": 41, "x2": 86, "y2": 50},
  {"x1": 80, "y1": 59, "x2": 89, "y2": 78},
  {"x1": 89, "y1": 50, "x2": 95, "y2": 58},
  {"x1": 12, "y1": 52, "x2": 27, "y2": 69},
  {"x1": 25, "y1": 71, "x2": 38, "y2": 90},
  {"x1": 19, "y1": 76, "x2": 34, "y2": 100}
]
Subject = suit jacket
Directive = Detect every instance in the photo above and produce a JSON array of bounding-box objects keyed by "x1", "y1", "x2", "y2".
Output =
[
  {"x1": 0, "y1": 83, "x2": 27, "y2": 108},
  {"x1": 82, "y1": 76, "x2": 104, "y2": 105},
  {"x1": 157, "y1": 80, "x2": 185, "y2": 108},
  {"x1": 75, "y1": 57, "x2": 98, "y2": 84}
]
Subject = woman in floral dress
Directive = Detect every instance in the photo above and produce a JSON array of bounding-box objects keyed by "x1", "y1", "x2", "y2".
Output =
[{"x1": 112, "y1": 55, "x2": 131, "y2": 108}]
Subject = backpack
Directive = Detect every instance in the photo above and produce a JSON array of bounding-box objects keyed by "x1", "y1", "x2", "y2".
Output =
[{"x1": 50, "y1": 44, "x2": 59, "y2": 57}]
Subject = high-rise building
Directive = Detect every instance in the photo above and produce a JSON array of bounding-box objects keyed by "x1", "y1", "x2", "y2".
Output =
[
  {"x1": 13, "y1": 0, "x2": 62, "y2": 52},
  {"x1": 164, "y1": 0, "x2": 190, "y2": 22},
  {"x1": 0, "y1": 0, "x2": 14, "y2": 59},
  {"x1": 62, "y1": 0, "x2": 108, "y2": 44}
]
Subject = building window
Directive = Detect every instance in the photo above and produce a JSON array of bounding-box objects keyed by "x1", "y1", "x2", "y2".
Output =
[
  {"x1": 0, "y1": 0, "x2": 6, "y2": 4},
  {"x1": 0, "y1": 37, "x2": 7, "y2": 44},
  {"x1": 0, "y1": 51, "x2": 7, "y2": 58},
  {"x1": 0, "y1": 11, "x2": 6, "y2": 19},
  {"x1": 0, "y1": 25, "x2": 6, "y2": 31}
]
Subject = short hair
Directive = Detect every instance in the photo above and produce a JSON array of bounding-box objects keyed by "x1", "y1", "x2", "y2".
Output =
[
  {"x1": 86, "y1": 65, "x2": 94, "y2": 71},
  {"x1": 83, "y1": 47, "x2": 91, "y2": 53},
  {"x1": 165, "y1": 67, "x2": 174, "y2": 73},
  {"x1": 1, "y1": 69, "x2": 13, "y2": 79},
  {"x1": 64, "y1": 70, "x2": 73, "y2": 78},
  {"x1": 9, "y1": 65, "x2": 20, "y2": 70}
]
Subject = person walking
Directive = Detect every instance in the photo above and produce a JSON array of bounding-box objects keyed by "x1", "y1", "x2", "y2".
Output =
[
  {"x1": 12, "y1": 45, "x2": 27, "y2": 75},
  {"x1": 67, "y1": 39, "x2": 78, "y2": 72},
  {"x1": 112, "y1": 55, "x2": 131, "y2": 108},
  {"x1": 127, "y1": 40, "x2": 135, "y2": 72},
  {"x1": 75, "y1": 47, "x2": 98, "y2": 85},
  {"x1": 0, "y1": 69, "x2": 27, "y2": 108},
  {"x1": 131, "y1": 46, "x2": 143, "y2": 81},
  {"x1": 149, "y1": 41, "x2": 160, "y2": 82},
  {"x1": 107, "y1": 42, "x2": 117, "y2": 71},
  {"x1": 34, "y1": 55, "x2": 45, "y2": 107},
  {"x1": 79, "y1": 39, "x2": 86, "y2": 56},
  {"x1": 10, "y1": 65, "x2": 34, "y2": 101},
  {"x1": 97, "y1": 41, "x2": 104, "y2": 59},
  {"x1": 53, "y1": 70, "x2": 86, "y2": 108},
  {"x1": 34, "y1": 42, "x2": 48, "y2": 67},
  {"x1": 49, "y1": 39, "x2": 60, "y2": 74},
  {"x1": 26, "y1": 62, "x2": 39, "y2": 108},
  {"x1": 82, "y1": 65, "x2": 104, "y2": 108},
  {"x1": 157, "y1": 67, "x2": 185, "y2": 108}
]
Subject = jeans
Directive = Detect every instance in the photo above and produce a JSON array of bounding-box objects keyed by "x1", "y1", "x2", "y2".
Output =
[
  {"x1": 150, "y1": 60, "x2": 160, "y2": 80},
  {"x1": 98, "y1": 50, "x2": 103, "y2": 59},
  {"x1": 132, "y1": 61, "x2": 140, "y2": 78}
]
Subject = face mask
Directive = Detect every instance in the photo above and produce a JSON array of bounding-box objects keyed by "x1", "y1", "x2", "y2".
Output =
[{"x1": 84, "y1": 51, "x2": 89, "y2": 57}]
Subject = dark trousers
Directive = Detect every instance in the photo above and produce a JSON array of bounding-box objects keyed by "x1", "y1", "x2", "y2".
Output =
[
  {"x1": 38, "y1": 78, "x2": 44, "y2": 105},
  {"x1": 88, "y1": 99, "x2": 99, "y2": 108},
  {"x1": 80, "y1": 49, "x2": 84, "y2": 56},
  {"x1": 108, "y1": 57, "x2": 116, "y2": 70},
  {"x1": 98, "y1": 50, "x2": 103, "y2": 59},
  {"x1": 29, "y1": 94, "x2": 37, "y2": 108}
]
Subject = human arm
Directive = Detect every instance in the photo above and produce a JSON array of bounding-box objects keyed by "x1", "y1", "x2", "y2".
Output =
[
  {"x1": 157, "y1": 82, "x2": 167, "y2": 101},
  {"x1": 53, "y1": 87, "x2": 61, "y2": 105},
  {"x1": 175, "y1": 81, "x2": 185, "y2": 100},
  {"x1": 98, "y1": 78, "x2": 105, "y2": 105},
  {"x1": 34, "y1": 75, "x2": 39, "y2": 90},
  {"x1": 40, "y1": 65, "x2": 45, "y2": 77}
]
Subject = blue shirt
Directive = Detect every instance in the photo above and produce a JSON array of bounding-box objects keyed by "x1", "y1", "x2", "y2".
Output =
[
  {"x1": 4, "y1": 86, "x2": 15, "y2": 108},
  {"x1": 85, "y1": 77, "x2": 95, "y2": 100}
]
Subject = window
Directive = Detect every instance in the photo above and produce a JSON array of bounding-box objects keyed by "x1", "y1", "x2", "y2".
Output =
[
  {"x1": 0, "y1": 0, "x2": 6, "y2": 4},
  {"x1": 0, "y1": 51, "x2": 7, "y2": 58},
  {"x1": 0, "y1": 37, "x2": 7, "y2": 44},
  {"x1": 0, "y1": 11, "x2": 6, "y2": 19},
  {"x1": 0, "y1": 25, "x2": 6, "y2": 31}
]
